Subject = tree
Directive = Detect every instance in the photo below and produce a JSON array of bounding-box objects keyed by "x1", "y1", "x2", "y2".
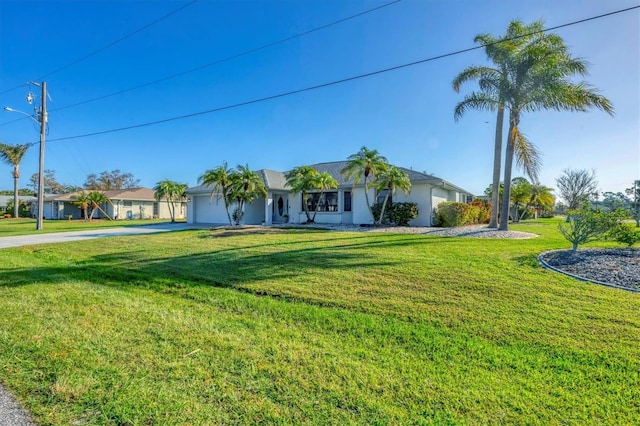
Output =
[
  {"x1": 556, "y1": 168, "x2": 599, "y2": 210},
  {"x1": 457, "y1": 20, "x2": 613, "y2": 231},
  {"x1": 228, "y1": 164, "x2": 267, "y2": 225},
  {"x1": 0, "y1": 143, "x2": 29, "y2": 218},
  {"x1": 509, "y1": 177, "x2": 533, "y2": 222},
  {"x1": 374, "y1": 166, "x2": 411, "y2": 224},
  {"x1": 626, "y1": 180, "x2": 640, "y2": 227},
  {"x1": 601, "y1": 192, "x2": 630, "y2": 213},
  {"x1": 341, "y1": 146, "x2": 389, "y2": 223},
  {"x1": 199, "y1": 162, "x2": 235, "y2": 226},
  {"x1": 559, "y1": 207, "x2": 623, "y2": 252},
  {"x1": 310, "y1": 171, "x2": 339, "y2": 222},
  {"x1": 154, "y1": 180, "x2": 187, "y2": 223},
  {"x1": 84, "y1": 170, "x2": 140, "y2": 190},
  {"x1": 524, "y1": 183, "x2": 555, "y2": 219},
  {"x1": 453, "y1": 21, "x2": 545, "y2": 228},
  {"x1": 285, "y1": 165, "x2": 319, "y2": 223},
  {"x1": 72, "y1": 191, "x2": 111, "y2": 221},
  {"x1": 29, "y1": 169, "x2": 77, "y2": 194}
]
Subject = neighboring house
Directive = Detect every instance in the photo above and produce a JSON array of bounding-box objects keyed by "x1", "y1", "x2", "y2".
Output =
[
  {"x1": 41, "y1": 187, "x2": 186, "y2": 220},
  {"x1": 0, "y1": 195, "x2": 36, "y2": 215},
  {"x1": 186, "y1": 161, "x2": 473, "y2": 227}
]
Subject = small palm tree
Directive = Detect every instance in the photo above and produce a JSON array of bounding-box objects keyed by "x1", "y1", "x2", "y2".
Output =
[
  {"x1": 199, "y1": 162, "x2": 235, "y2": 226},
  {"x1": 285, "y1": 165, "x2": 318, "y2": 223},
  {"x1": 154, "y1": 180, "x2": 187, "y2": 223},
  {"x1": 374, "y1": 166, "x2": 411, "y2": 224},
  {"x1": 341, "y1": 146, "x2": 389, "y2": 223},
  {"x1": 525, "y1": 183, "x2": 555, "y2": 219},
  {"x1": 310, "y1": 171, "x2": 339, "y2": 222},
  {"x1": 510, "y1": 177, "x2": 533, "y2": 222},
  {"x1": 229, "y1": 164, "x2": 267, "y2": 225},
  {"x1": 0, "y1": 143, "x2": 30, "y2": 218}
]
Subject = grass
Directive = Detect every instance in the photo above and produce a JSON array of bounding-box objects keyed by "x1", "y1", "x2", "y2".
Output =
[
  {"x1": 0, "y1": 218, "x2": 181, "y2": 237},
  {"x1": 0, "y1": 218, "x2": 638, "y2": 424}
]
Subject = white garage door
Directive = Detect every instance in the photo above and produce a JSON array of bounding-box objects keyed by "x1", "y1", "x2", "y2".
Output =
[{"x1": 193, "y1": 195, "x2": 231, "y2": 224}]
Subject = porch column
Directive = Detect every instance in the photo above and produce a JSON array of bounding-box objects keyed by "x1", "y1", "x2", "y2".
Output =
[{"x1": 265, "y1": 192, "x2": 272, "y2": 225}]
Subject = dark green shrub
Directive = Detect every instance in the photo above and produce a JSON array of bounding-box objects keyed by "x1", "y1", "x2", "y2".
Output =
[
  {"x1": 559, "y1": 207, "x2": 622, "y2": 251},
  {"x1": 371, "y1": 202, "x2": 419, "y2": 226},
  {"x1": 389, "y1": 202, "x2": 419, "y2": 226}
]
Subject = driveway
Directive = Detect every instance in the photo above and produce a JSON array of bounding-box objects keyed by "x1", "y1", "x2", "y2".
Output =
[{"x1": 0, "y1": 222, "x2": 214, "y2": 425}]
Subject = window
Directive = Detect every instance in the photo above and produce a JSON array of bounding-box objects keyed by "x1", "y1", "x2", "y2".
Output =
[
  {"x1": 303, "y1": 192, "x2": 338, "y2": 212},
  {"x1": 343, "y1": 191, "x2": 352, "y2": 212},
  {"x1": 376, "y1": 190, "x2": 391, "y2": 205},
  {"x1": 123, "y1": 201, "x2": 132, "y2": 207}
]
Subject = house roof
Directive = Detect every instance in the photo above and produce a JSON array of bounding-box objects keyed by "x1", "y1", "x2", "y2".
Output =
[
  {"x1": 186, "y1": 161, "x2": 473, "y2": 196},
  {"x1": 0, "y1": 195, "x2": 36, "y2": 207},
  {"x1": 44, "y1": 187, "x2": 159, "y2": 202}
]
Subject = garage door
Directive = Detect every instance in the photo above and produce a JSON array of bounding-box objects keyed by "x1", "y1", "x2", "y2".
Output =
[{"x1": 193, "y1": 194, "x2": 231, "y2": 224}]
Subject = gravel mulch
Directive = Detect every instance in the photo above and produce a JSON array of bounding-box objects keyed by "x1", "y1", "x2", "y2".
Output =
[{"x1": 539, "y1": 248, "x2": 640, "y2": 291}]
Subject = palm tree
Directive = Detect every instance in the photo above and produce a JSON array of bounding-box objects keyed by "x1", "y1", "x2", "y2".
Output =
[
  {"x1": 524, "y1": 183, "x2": 555, "y2": 219},
  {"x1": 374, "y1": 166, "x2": 411, "y2": 224},
  {"x1": 509, "y1": 177, "x2": 533, "y2": 222},
  {"x1": 0, "y1": 143, "x2": 30, "y2": 218},
  {"x1": 453, "y1": 22, "x2": 545, "y2": 228},
  {"x1": 285, "y1": 165, "x2": 318, "y2": 223},
  {"x1": 154, "y1": 180, "x2": 187, "y2": 223},
  {"x1": 229, "y1": 164, "x2": 267, "y2": 225},
  {"x1": 199, "y1": 162, "x2": 235, "y2": 225},
  {"x1": 456, "y1": 20, "x2": 613, "y2": 230},
  {"x1": 341, "y1": 146, "x2": 389, "y2": 223},
  {"x1": 310, "y1": 171, "x2": 339, "y2": 222}
]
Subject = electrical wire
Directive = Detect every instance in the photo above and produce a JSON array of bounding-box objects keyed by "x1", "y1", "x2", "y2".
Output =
[
  {"x1": 43, "y1": 5, "x2": 638, "y2": 144},
  {"x1": 52, "y1": 0, "x2": 403, "y2": 112},
  {"x1": 0, "y1": 0, "x2": 403, "y2": 127},
  {"x1": 0, "y1": 0, "x2": 198, "y2": 95}
]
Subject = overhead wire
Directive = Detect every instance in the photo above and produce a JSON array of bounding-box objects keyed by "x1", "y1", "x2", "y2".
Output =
[
  {"x1": 43, "y1": 5, "x2": 639, "y2": 144},
  {"x1": 0, "y1": 0, "x2": 403, "y2": 127},
  {"x1": 0, "y1": 0, "x2": 198, "y2": 95}
]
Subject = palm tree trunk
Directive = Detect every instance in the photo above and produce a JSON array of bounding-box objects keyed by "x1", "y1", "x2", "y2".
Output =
[
  {"x1": 489, "y1": 107, "x2": 504, "y2": 228},
  {"x1": 311, "y1": 191, "x2": 325, "y2": 222},
  {"x1": 378, "y1": 192, "x2": 391, "y2": 225},
  {"x1": 12, "y1": 167, "x2": 19, "y2": 219},
  {"x1": 363, "y1": 175, "x2": 375, "y2": 223},
  {"x1": 499, "y1": 112, "x2": 519, "y2": 231}
]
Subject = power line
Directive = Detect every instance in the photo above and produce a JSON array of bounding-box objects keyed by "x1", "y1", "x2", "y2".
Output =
[
  {"x1": 0, "y1": 0, "x2": 198, "y2": 95},
  {"x1": 0, "y1": 0, "x2": 402, "y2": 128},
  {"x1": 34, "y1": 5, "x2": 640, "y2": 143},
  {"x1": 52, "y1": 0, "x2": 403, "y2": 113}
]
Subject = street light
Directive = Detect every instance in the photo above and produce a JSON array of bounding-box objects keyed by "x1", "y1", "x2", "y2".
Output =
[{"x1": 4, "y1": 81, "x2": 47, "y2": 230}]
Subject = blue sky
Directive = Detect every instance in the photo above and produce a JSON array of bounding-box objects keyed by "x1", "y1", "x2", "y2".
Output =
[{"x1": 1, "y1": 0, "x2": 638, "y2": 197}]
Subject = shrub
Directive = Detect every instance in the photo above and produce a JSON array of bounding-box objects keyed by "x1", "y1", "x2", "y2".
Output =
[
  {"x1": 389, "y1": 202, "x2": 419, "y2": 226},
  {"x1": 609, "y1": 224, "x2": 640, "y2": 247},
  {"x1": 433, "y1": 202, "x2": 490, "y2": 227},
  {"x1": 558, "y1": 207, "x2": 621, "y2": 251},
  {"x1": 371, "y1": 202, "x2": 419, "y2": 226}
]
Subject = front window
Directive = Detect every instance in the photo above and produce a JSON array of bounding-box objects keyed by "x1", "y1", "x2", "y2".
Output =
[
  {"x1": 303, "y1": 192, "x2": 338, "y2": 212},
  {"x1": 376, "y1": 189, "x2": 392, "y2": 205},
  {"x1": 344, "y1": 191, "x2": 352, "y2": 212}
]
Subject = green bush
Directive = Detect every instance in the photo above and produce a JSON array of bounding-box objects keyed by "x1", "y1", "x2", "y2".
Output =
[
  {"x1": 609, "y1": 224, "x2": 640, "y2": 247},
  {"x1": 434, "y1": 202, "x2": 490, "y2": 227},
  {"x1": 559, "y1": 207, "x2": 623, "y2": 251},
  {"x1": 371, "y1": 202, "x2": 419, "y2": 226}
]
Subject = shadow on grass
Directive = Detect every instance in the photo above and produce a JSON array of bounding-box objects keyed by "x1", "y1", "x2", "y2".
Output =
[{"x1": 0, "y1": 233, "x2": 449, "y2": 296}]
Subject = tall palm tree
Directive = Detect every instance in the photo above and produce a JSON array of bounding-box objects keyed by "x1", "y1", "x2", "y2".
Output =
[
  {"x1": 154, "y1": 180, "x2": 187, "y2": 223},
  {"x1": 374, "y1": 166, "x2": 411, "y2": 225},
  {"x1": 0, "y1": 143, "x2": 30, "y2": 218},
  {"x1": 453, "y1": 21, "x2": 545, "y2": 228},
  {"x1": 310, "y1": 171, "x2": 339, "y2": 222},
  {"x1": 496, "y1": 21, "x2": 613, "y2": 230},
  {"x1": 229, "y1": 164, "x2": 267, "y2": 225},
  {"x1": 199, "y1": 162, "x2": 234, "y2": 225},
  {"x1": 341, "y1": 146, "x2": 389, "y2": 223},
  {"x1": 285, "y1": 165, "x2": 318, "y2": 223}
]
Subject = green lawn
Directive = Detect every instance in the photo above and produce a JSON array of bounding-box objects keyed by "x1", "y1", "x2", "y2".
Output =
[
  {"x1": 0, "y1": 218, "x2": 180, "y2": 237},
  {"x1": 0, "y1": 219, "x2": 638, "y2": 425}
]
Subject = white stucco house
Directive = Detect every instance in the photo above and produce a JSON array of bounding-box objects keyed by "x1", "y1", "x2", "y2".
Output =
[
  {"x1": 41, "y1": 187, "x2": 186, "y2": 220},
  {"x1": 186, "y1": 161, "x2": 473, "y2": 227}
]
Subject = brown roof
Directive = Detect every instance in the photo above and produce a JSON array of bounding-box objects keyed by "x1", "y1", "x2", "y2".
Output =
[{"x1": 44, "y1": 187, "x2": 158, "y2": 202}]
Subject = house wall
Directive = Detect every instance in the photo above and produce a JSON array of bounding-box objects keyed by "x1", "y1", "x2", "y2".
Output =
[
  {"x1": 351, "y1": 187, "x2": 375, "y2": 225},
  {"x1": 392, "y1": 184, "x2": 433, "y2": 227},
  {"x1": 243, "y1": 197, "x2": 265, "y2": 224}
]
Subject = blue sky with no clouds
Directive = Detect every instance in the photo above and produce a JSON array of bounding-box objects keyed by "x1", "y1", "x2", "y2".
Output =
[{"x1": 0, "y1": 0, "x2": 638, "y2": 196}]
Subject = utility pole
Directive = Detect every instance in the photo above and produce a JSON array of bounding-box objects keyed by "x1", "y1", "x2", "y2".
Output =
[{"x1": 36, "y1": 81, "x2": 47, "y2": 231}]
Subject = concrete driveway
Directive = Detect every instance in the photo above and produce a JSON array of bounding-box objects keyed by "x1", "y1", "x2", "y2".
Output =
[{"x1": 0, "y1": 222, "x2": 211, "y2": 249}]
